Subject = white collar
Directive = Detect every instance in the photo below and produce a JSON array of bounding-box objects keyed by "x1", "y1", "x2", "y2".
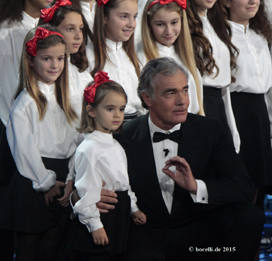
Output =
[
  {"x1": 38, "y1": 81, "x2": 55, "y2": 95},
  {"x1": 156, "y1": 42, "x2": 175, "y2": 56},
  {"x1": 85, "y1": 130, "x2": 114, "y2": 144},
  {"x1": 22, "y1": 11, "x2": 39, "y2": 26},
  {"x1": 228, "y1": 20, "x2": 250, "y2": 34},
  {"x1": 106, "y1": 38, "x2": 123, "y2": 51},
  {"x1": 148, "y1": 115, "x2": 181, "y2": 137}
]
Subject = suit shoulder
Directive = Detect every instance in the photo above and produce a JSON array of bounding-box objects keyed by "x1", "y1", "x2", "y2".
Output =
[{"x1": 186, "y1": 113, "x2": 225, "y2": 133}]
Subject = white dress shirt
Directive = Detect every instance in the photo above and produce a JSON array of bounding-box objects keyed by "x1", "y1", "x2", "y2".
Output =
[
  {"x1": 148, "y1": 117, "x2": 208, "y2": 214},
  {"x1": 134, "y1": 0, "x2": 148, "y2": 52},
  {"x1": 73, "y1": 131, "x2": 139, "y2": 232},
  {"x1": 199, "y1": 12, "x2": 240, "y2": 153},
  {"x1": 6, "y1": 81, "x2": 83, "y2": 193},
  {"x1": 68, "y1": 60, "x2": 93, "y2": 117},
  {"x1": 0, "y1": 12, "x2": 39, "y2": 126},
  {"x1": 137, "y1": 42, "x2": 203, "y2": 115},
  {"x1": 80, "y1": 1, "x2": 96, "y2": 32},
  {"x1": 228, "y1": 21, "x2": 272, "y2": 144},
  {"x1": 87, "y1": 38, "x2": 145, "y2": 115}
]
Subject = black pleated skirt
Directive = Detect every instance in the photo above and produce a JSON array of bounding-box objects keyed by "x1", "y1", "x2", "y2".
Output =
[
  {"x1": 0, "y1": 157, "x2": 71, "y2": 233},
  {"x1": 203, "y1": 86, "x2": 232, "y2": 140},
  {"x1": 231, "y1": 92, "x2": 272, "y2": 186},
  {"x1": 71, "y1": 190, "x2": 131, "y2": 256}
]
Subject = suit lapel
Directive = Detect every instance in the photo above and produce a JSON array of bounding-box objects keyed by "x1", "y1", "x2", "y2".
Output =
[
  {"x1": 171, "y1": 114, "x2": 200, "y2": 216},
  {"x1": 124, "y1": 114, "x2": 170, "y2": 216}
]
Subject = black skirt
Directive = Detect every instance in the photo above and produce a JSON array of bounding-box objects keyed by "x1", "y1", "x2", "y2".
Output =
[
  {"x1": 0, "y1": 157, "x2": 71, "y2": 233},
  {"x1": 203, "y1": 86, "x2": 232, "y2": 141},
  {"x1": 231, "y1": 92, "x2": 272, "y2": 186},
  {"x1": 71, "y1": 190, "x2": 131, "y2": 255},
  {"x1": 0, "y1": 120, "x2": 17, "y2": 185}
]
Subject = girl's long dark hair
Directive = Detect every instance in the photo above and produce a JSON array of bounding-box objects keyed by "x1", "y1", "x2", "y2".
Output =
[
  {"x1": 0, "y1": 0, "x2": 24, "y2": 26},
  {"x1": 187, "y1": 0, "x2": 239, "y2": 82},
  {"x1": 38, "y1": 1, "x2": 94, "y2": 72}
]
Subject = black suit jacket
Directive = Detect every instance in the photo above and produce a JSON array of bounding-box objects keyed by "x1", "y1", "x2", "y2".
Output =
[{"x1": 116, "y1": 113, "x2": 255, "y2": 228}]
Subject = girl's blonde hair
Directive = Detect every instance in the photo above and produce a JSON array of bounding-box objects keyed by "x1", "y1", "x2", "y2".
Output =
[
  {"x1": 77, "y1": 81, "x2": 127, "y2": 133},
  {"x1": 15, "y1": 25, "x2": 78, "y2": 124},
  {"x1": 91, "y1": 0, "x2": 140, "y2": 77},
  {"x1": 141, "y1": 0, "x2": 204, "y2": 115}
]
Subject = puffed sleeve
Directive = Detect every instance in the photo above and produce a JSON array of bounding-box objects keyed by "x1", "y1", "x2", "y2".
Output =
[
  {"x1": 6, "y1": 101, "x2": 56, "y2": 193},
  {"x1": 73, "y1": 148, "x2": 103, "y2": 232}
]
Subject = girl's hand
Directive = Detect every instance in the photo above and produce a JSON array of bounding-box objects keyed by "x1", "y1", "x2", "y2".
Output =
[
  {"x1": 57, "y1": 180, "x2": 74, "y2": 207},
  {"x1": 132, "y1": 210, "x2": 146, "y2": 225},
  {"x1": 92, "y1": 228, "x2": 109, "y2": 245},
  {"x1": 44, "y1": 181, "x2": 65, "y2": 206}
]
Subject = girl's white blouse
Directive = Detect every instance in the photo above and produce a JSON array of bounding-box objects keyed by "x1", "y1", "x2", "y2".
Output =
[
  {"x1": 228, "y1": 21, "x2": 272, "y2": 94},
  {"x1": 0, "y1": 12, "x2": 39, "y2": 126},
  {"x1": 68, "y1": 60, "x2": 93, "y2": 117},
  {"x1": 6, "y1": 81, "x2": 83, "y2": 193},
  {"x1": 73, "y1": 130, "x2": 139, "y2": 232},
  {"x1": 228, "y1": 21, "x2": 272, "y2": 144},
  {"x1": 87, "y1": 38, "x2": 145, "y2": 115},
  {"x1": 80, "y1": 1, "x2": 96, "y2": 32},
  {"x1": 137, "y1": 42, "x2": 202, "y2": 115},
  {"x1": 199, "y1": 13, "x2": 240, "y2": 153},
  {"x1": 200, "y1": 14, "x2": 231, "y2": 88}
]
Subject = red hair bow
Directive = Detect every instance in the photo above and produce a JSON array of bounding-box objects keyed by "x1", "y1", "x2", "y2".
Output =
[
  {"x1": 148, "y1": 0, "x2": 186, "y2": 10},
  {"x1": 40, "y1": 0, "x2": 72, "y2": 23},
  {"x1": 84, "y1": 71, "x2": 113, "y2": 104},
  {"x1": 25, "y1": 27, "x2": 64, "y2": 57},
  {"x1": 97, "y1": 0, "x2": 110, "y2": 7}
]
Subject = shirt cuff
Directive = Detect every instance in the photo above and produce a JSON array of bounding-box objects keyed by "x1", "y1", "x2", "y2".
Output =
[{"x1": 190, "y1": 179, "x2": 208, "y2": 204}]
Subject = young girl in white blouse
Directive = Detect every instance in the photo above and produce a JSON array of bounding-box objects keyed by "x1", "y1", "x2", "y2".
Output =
[
  {"x1": 0, "y1": 25, "x2": 83, "y2": 260},
  {"x1": 39, "y1": 0, "x2": 94, "y2": 113},
  {"x1": 224, "y1": 0, "x2": 272, "y2": 206},
  {"x1": 89, "y1": 0, "x2": 145, "y2": 120},
  {"x1": 71, "y1": 71, "x2": 146, "y2": 260},
  {"x1": 186, "y1": 0, "x2": 241, "y2": 153},
  {"x1": 138, "y1": 0, "x2": 204, "y2": 115},
  {"x1": 0, "y1": 1, "x2": 53, "y2": 258}
]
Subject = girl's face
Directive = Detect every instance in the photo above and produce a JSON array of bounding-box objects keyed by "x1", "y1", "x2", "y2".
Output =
[
  {"x1": 88, "y1": 91, "x2": 126, "y2": 134},
  {"x1": 57, "y1": 12, "x2": 84, "y2": 55},
  {"x1": 194, "y1": 0, "x2": 217, "y2": 16},
  {"x1": 104, "y1": 0, "x2": 138, "y2": 43},
  {"x1": 30, "y1": 43, "x2": 65, "y2": 85},
  {"x1": 149, "y1": 8, "x2": 181, "y2": 47},
  {"x1": 225, "y1": 0, "x2": 260, "y2": 25}
]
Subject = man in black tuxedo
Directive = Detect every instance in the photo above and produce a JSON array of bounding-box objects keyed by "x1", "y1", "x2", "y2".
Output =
[{"x1": 100, "y1": 58, "x2": 264, "y2": 260}]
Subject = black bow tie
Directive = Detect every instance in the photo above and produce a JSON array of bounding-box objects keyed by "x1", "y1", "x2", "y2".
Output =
[{"x1": 153, "y1": 130, "x2": 181, "y2": 143}]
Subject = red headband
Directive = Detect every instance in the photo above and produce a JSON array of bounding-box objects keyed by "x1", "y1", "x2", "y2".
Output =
[
  {"x1": 25, "y1": 27, "x2": 64, "y2": 57},
  {"x1": 40, "y1": 0, "x2": 72, "y2": 23},
  {"x1": 97, "y1": 0, "x2": 110, "y2": 7},
  {"x1": 148, "y1": 0, "x2": 186, "y2": 10},
  {"x1": 84, "y1": 71, "x2": 113, "y2": 104}
]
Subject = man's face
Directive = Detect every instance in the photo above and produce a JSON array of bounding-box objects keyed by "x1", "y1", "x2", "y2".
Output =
[{"x1": 143, "y1": 69, "x2": 189, "y2": 130}]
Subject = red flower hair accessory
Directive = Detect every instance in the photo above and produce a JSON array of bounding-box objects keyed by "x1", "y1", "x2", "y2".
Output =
[
  {"x1": 40, "y1": 0, "x2": 72, "y2": 23},
  {"x1": 84, "y1": 71, "x2": 113, "y2": 104},
  {"x1": 148, "y1": 0, "x2": 186, "y2": 10},
  {"x1": 25, "y1": 27, "x2": 64, "y2": 57},
  {"x1": 97, "y1": 0, "x2": 110, "y2": 7}
]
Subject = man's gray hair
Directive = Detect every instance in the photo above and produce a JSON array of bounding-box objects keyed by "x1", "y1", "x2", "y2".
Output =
[{"x1": 138, "y1": 57, "x2": 189, "y2": 109}]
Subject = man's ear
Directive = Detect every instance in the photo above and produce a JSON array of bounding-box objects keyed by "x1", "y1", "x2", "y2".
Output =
[
  {"x1": 86, "y1": 105, "x2": 95, "y2": 118},
  {"x1": 224, "y1": 0, "x2": 231, "y2": 8},
  {"x1": 141, "y1": 92, "x2": 153, "y2": 108}
]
